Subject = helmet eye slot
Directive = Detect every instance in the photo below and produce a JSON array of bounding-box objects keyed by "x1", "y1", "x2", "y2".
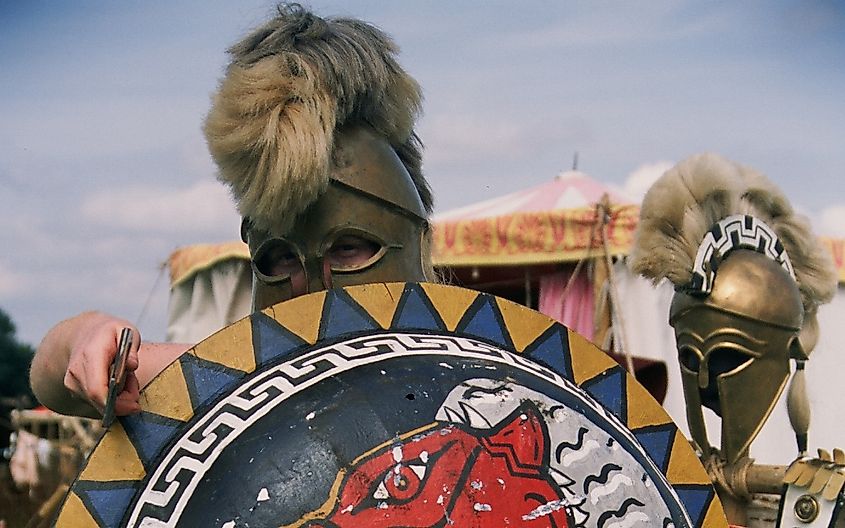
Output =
[
  {"x1": 251, "y1": 229, "x2": 403, "y2": 286},
  {"x1": 252, "y1": 238, "x2": 303, "y2": 283},
  {"x1": 325, "y1": 233, "x2": 384, "y2": 272},
  {"x1": 707, "y1": 347, "x2": 754, "y2": 378},
  {"x1": 679, "y1": 346, "x2": 701, "y2": 373}
]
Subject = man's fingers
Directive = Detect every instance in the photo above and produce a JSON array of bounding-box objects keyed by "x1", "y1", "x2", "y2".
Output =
[
  {"x1": 115, "y1": 373, "x2": 141, "y2": 416},
  {"x1": 126, "y1": 350, "x2": 140, "y2": 372},
  {"x1": 88, "y1": 381, "x2": 109, "y2": 411},
  {"x1": 64, "y1": 363, "x2": 107, "y2": 412},
  {"x1": 114, "y1": 399, "x2": 141, "y2": 416},
  {"x1": 80, "y1": 333, "x2": 117, "y2": 399},
  {"x1": 122, "y1": 373, "x2": 140, "y2": 398}
]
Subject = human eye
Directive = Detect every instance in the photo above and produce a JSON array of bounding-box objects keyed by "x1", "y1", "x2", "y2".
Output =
[
  {"x1": 253, "y1": 239, "x2": 302, "y2": 278},
  {"x1": 326, "y1": 234, "x2": 382, "y2": 271}
]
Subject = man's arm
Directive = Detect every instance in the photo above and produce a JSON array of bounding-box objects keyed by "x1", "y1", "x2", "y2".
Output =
[{"x1": 30, "y1": 311, "x2": 189, "y2": 418}]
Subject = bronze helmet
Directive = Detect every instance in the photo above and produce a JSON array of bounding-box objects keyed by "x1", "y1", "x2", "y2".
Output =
[
  {"x1": 244, "y1": 127, "x2": 431, "y2": 309},
  {"x1": 671, "y1": 247, "x2": 803, "y2": 462},
  {"x1": 630, "y1": 154, "x2": 837, "y2": 464},
  {"x1": 202, "y1": 6, "x2": 434, "y2": 309}
]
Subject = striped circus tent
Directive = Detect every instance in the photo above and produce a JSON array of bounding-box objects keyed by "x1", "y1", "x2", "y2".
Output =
[
  {"x1": 430, "y1": 171, "x2": 648, "y2": 387},
  {"x1": 431, "y1": 171, "x2": 639, "y2": 267}
]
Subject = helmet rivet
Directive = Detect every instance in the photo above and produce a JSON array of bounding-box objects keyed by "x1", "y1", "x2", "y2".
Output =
[{"x1": 794, "y1": 494, "x2": 819, "y2": 523}]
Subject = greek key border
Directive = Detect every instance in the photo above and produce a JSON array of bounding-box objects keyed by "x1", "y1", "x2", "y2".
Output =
[{"x1": 691, "y1": 214, "x2": 794, "y2": 293}]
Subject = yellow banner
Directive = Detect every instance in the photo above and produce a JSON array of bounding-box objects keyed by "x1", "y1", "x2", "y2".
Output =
[
  {"x1": 820, "y1": 237, "x2": 845, "y2": 284},
  {"x1": 431, "y1": 205, "x2": 640, "y2": 266}
]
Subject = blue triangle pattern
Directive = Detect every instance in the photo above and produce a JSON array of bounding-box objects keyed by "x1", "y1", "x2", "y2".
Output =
[
  {"x1": 524, "y1": 327, "x2": 572, "y2": 380},
  {"x1": 121, "y1": 412, "x2": 180, "y2": 468},
  {"x1": 581, "y1": 367, "x2": 626, "y2": 422},
  {"x1": 77, "y1": 484, "x2": 137, "y2": 527},
  {"x1": 632, "y1": 426, "x2": 675, "y2": 472},
  {"x1": 180, "y1": 355, "x2": 243, "y2": 409},
  {"x1": 391, "y1": 284, "x2": 443, "y2": 331},
  {"x1": 674, "y1": 485, "x2": 713, "y2": 527},
  {"x1": 319, "y1": 290, "x2": 379, "y2": 340},
  {"x1": 252, "y1": 312, "x2": 306, "y2": 364},
  {"x1": 456, "y1": 296, "x2": 511, "y2": 349}
]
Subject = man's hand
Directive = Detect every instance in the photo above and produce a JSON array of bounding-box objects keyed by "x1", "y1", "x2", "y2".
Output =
[
  {"x1": 62, "y1": 313, "x2": 142, "y2": 417},
  {"x1": 32, "y1": 311, "x2": 192, "y2": 418}
]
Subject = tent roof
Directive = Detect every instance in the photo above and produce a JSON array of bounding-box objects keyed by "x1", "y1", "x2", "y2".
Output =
[
  {"x1": 432, "y1": 171, "x2": 638, "y2": 267},
  {"x1": 434, "y1": 171, "x2": 634, "y2": 223},
  {"x1": 168, "y1": 241, "x2": 249, "y2": 287},
  {"x1": 822, "y1": 238, "x2": 845, "y2": 284}
]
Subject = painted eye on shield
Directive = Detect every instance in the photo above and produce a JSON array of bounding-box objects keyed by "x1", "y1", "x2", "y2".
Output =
[
  {"x1": 373, "y1": 464, "x2": 427, "y2": 503},
  {"x1": 325, "y1": 234, "x2": 384, "y2": 272},
  {"x1": 350, "y1": 458, "x2": 429, "y2": 515},
  {"x1": 252, "y1": 239, "x2": 303, "y2": 279}
]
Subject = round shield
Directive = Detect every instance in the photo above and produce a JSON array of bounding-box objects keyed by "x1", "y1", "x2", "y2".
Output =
[{"x1": 55, "y1": 283, "x2": 726, "y2": 527}]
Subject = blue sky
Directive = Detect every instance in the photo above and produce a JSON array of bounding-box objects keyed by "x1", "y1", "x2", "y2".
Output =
[{"x1": 1, "y1": 1, "x2": 844, "y2": 346}]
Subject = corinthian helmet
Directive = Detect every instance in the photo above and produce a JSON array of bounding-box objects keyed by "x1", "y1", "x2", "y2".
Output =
[{"x1": 629, "y1": 153, "x2": 836, "y2": 463}]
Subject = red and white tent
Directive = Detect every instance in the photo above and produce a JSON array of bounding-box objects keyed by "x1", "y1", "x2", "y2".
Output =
[
  {"x1": 430, "y1": 171, "x2": 636, "y2": 341},
  {"x1": 431, "y1": 171, "x2": 639, "y2": 268},
  {"x1": 435, "y1": 170, "x2": 632, "y2": 222}
]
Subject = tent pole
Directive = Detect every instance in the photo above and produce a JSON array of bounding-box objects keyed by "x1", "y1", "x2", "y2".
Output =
[
  {"x1": 598, "y1": 194, "x2": 635, "y2": 374},
  {"x1": 592, "y1": 257, "x2": 612, "y2": 347},
  {"x1": 524, "y1": 267, "x2": 532, "y2": 308}
]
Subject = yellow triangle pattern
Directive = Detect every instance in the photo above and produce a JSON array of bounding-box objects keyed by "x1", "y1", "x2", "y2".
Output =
[
  {"x1": 265, "y1": 291, "x2": 326, "y2": 344},
  {"x1": 192, "y1": 318, "x2": 255, "y2": 373},
  {"x1": 79, "y1": 422, "x2": 145, "y2": 482},
  {"x1": 665, "y1": 429, "x2": 712, "y2": 485},
  {"x1": 626, "y1": 372, "x2": 673, "y2": 430},
  {"x1": 568, "y1": 331, "x2": 618, "y2": 386},
  {"x1": 495, "y1": 297, "x2": 555, "y2": 353},
  {"x1": 346, "y1": 283, "x2": 406, "y2": 328},
  {"x1": 53, "y1": 491, "x2": 99, "y2": 527},
  {"x1": 700, "y1": 494, "x2": 728, "y2": 528},
  {"x1": 140, "y1": 360, "x2": 194, "y2": 422},
  {"x1": 421, "y1": 283, "x2": 479, "y2": 331}
]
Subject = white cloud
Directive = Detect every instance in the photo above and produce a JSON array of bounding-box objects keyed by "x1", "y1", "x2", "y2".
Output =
[
  {"x1": 818, "y1": 205, "x2": 845, "y2": 238},
  {"x1": 422, "y1": 112, "x2": 593, "y2": 167},
  {"x1": 422, "y1": 114, "x2": 527, "y2": 164},
  {"x1": 623, "y1": 161, "x2": 674, "y2": 202},
  {"x1": 80, "y1": 180, "x2": 240, "y2": 236}
]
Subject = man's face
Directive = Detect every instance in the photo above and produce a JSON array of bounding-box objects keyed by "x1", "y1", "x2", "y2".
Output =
[{"x1": 246, "y1": 132, "x2": 428, "y2": 311}]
